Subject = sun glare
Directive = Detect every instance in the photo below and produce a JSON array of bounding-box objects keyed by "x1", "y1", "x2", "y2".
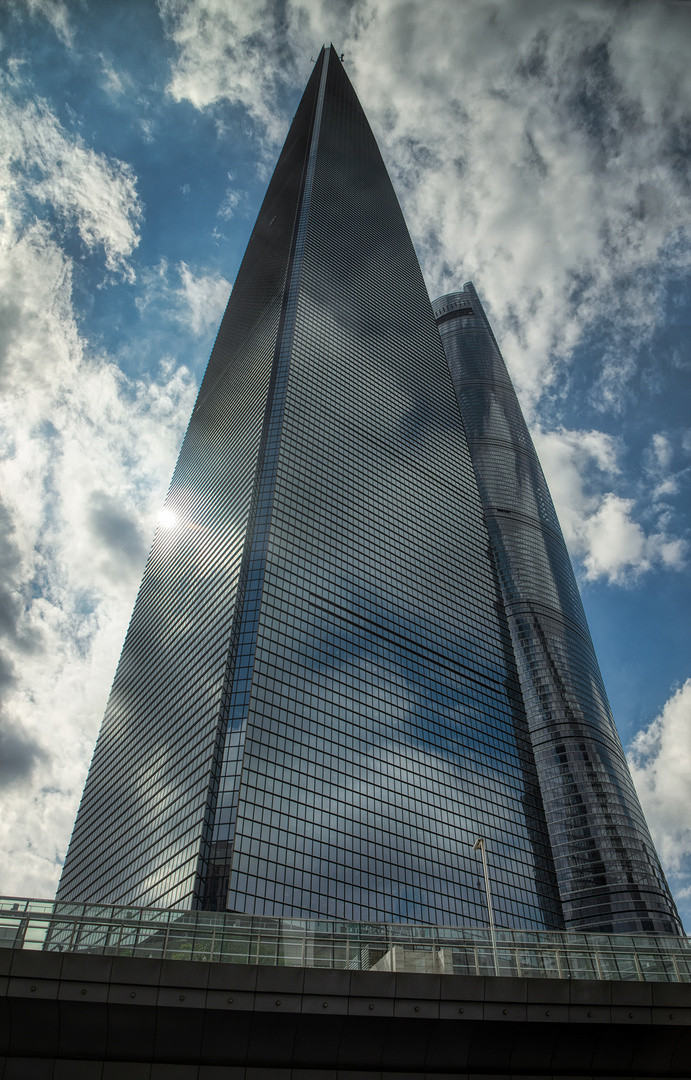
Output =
[{"x1": 159, "y1": 508, "x2": 177, "y2": 529}]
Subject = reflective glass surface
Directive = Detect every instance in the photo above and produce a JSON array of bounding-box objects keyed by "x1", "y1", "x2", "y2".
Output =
[
  {"x1": 434, "y1": 285, "x2": 681, "y2": 935},
  {"x1": 57, "y1": 56, "x2": 325, "y2": 910},
  {"x1": 217, "y1": 53, "x2": 562, "y2": 927},
  {"x1": 61, "y1": 51, "x2": 565, "y2": 929}
]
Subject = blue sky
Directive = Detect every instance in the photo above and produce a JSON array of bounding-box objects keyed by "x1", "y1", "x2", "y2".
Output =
[{"x1": 1, "y1": 0, "x2": 690, "y2": 927}]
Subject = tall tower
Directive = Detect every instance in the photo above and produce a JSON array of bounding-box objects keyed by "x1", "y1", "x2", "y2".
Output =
[
  {"x1": 434, "y1": 285, "x2": 680, "y2": 934},
  {"x1": 57, "y1": 48, "x2": 680, "y2": 936},
  {"x1": 58, "y1": 48, "x2": 562, "y2": 928}
]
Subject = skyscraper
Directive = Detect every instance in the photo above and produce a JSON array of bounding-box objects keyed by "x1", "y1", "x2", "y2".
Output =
[
  {"x1": 434, "y1": 286, "x2": 680, "y2": 934},
  {"x1": 58, "y1": 48, "x2": 681, "y2": 936}
]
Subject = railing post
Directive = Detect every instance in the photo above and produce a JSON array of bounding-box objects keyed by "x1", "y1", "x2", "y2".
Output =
[
  {"x1": 17, "y1": 915, "x2": 29, "y2": 950},
  {"x1": 473, "y1": 837, "x2": 498, "y2": 976},
  {"x1": 555, "y1": 949, "x2": 563, "y2": 980}
]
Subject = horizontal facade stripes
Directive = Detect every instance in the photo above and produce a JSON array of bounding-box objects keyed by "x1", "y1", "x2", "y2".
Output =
[{"x1": 434, "y1": 283, "x2": 681, "y2": 936}]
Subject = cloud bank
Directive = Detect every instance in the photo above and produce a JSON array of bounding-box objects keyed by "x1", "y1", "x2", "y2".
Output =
[
  {"x1": 0, "y1": 70, "x2": 196, "y2": 897},
  {"x1": 534, "y1": 426, "x2": 687, "y2": 585},
  {"x1": 629, "y1": 680, "x2": 691, "y2": 909}
]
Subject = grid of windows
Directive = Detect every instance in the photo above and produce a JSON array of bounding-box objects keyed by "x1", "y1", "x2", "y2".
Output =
[
  {"x1": 222, "y1": 52, "x2": 562, "y2": 927},
  {"x1": 434, "y1": 284, "x2": 682, "y2": 935},
  {"x1": 59, "y1": 48, "x2": 670, "y2": 935},
  {"x1": 57, "y1": 56, "x2": 325, "y2": 910}
]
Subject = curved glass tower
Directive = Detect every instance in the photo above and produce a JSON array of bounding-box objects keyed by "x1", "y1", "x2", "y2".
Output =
[{"x1": 434, "y1": 284, "x2": 681, "y2": 934}]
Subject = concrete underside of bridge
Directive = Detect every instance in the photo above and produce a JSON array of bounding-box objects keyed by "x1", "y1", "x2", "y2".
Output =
[{"x1": 1, "y1": 948, "x2": 691, "y2": 1078}]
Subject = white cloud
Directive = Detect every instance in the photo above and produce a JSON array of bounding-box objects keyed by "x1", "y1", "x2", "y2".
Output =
[
  {"x1": 16, "y1": 0, "x2": 73, "y2": 48},
  {"x1": 581, "y1": 492, "x2": 685, "y2": 582},
  {"x1": 158, "y1": 0, "x2": 300, "y2": 143},
  {"x1": 644, "y1": 430, "x2": 691, "y2": 505},
  {"x1": 218, "y1": 174, "x2": 243, "y2": 220},
  {"x1": 347, "y1": 0, "x2": 691, "y2": 412},
  {"x1": 629, "y1": 680, "x2": 691, "y2": 900},
  {"x1": 177, "y1": 261, "x2": 231, "y2": 336},
  {"x1": 99, "y1": 53, "x2": 128, "y2": 98},
  {"x1": 0, "y1": 71, "x2": 197, "y2": 898},
  {"x1": 535, "y1": 426, "x2": 686, "y2": 584},
  {"x1": 0, "y1": 75, "x2": 142, "y2": 279},
  {"x1": 136, "y1": 258, "x2": 231, "y2": 339},
  {"x1": 651, "y1": 433, "x2": 673, "y2": 473},
  {"x1": 0, "y1": 220, "x2": 196, "y2": 898}
]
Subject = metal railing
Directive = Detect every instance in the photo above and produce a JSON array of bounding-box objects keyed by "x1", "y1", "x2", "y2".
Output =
[{"x1": 1, "y1": 896, "x2": 689, "y2": 982}]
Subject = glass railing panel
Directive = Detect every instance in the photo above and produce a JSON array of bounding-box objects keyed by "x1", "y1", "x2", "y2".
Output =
[
  {"x1": 637, "y1": 957, "x2": 677, "y2": 982},
  {"x1": 276, "y1": 940, "x2": 305, "y2": 967},
  {"x1": 130, "y1": 936, "x2": 167, "y2": 960},
  {"x1": 256, "y1": 938, "x2": 279, "y2": 965},
  {"x1": 115, "y1": 927, "x2": 147, "y2": 957},
  {"x1": 560, "y1": 953, "x2": 599, "y2": 980},
  {"x1": 305, "y1": 940, "x2": 337, "y2": 968},
  {"x1": 51, "y1": 903, "x2": 86, "y2": 919},
  {"x1": 44, "y1": 920, "x2": 77, "y2": 952},
  {"x1": 515, "y1": 949, "x2": 562, "y2": 978},
  {"x1": 495, "y1": 949, "x2": 519, "y2": 977},
  {"x1": 102, "y1": 927, "x2": 125, "y2": 955},
  {"x1": 137, "y1": 910, "x2": 173, "y2": 927},
  {"x1": 187, "y1": 936, "x2": 214, "y2": 963},
  {"x1": 597, "y1": 955, "x2": 639, "y2": 981},
  {"x1": 473, "y1": 947, "x2": 498, "y2": 976},
  {"x1": 450, "y1": 947, "x2": 479, "y2": 976},
  {"x1": 21, "y1": 920, "x2": 51, "y2": 951},
  {"x1": 81, "y1": 905, "x2": 114, "y2": 921},
  {"x1": 212, "y1": 934, "x2": 255, "y2": 965},
  {"x1": 164, "y1": 934, "x2": 197, "y2": 961},
  {"x1": 70, "y1": 923, "x2": 116, "y2": 954},
  {"x1": 25, "y1": 900, "x2": 59, "y2": 916},
  {"x1": 0, "y1": 899, "x2": 29, "y2": 915},
  {"x1": 0, "y1": 918, "x2": 23, "y2": 948},
  {"x1": 673, "y1": 956, "x2": 691, "y2": 979},
  {"x1": 331, "y1": 941, "x2": 353, "y2": 969}
]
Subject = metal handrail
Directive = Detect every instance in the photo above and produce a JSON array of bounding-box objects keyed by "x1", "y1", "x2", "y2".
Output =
[{"x1": 0, "y1": 895, "x2": 688, "y2": 981}]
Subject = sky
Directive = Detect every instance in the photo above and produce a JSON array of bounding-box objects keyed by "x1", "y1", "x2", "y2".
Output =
[{"x1": 0, "y1": 0, "x2": 690, "y2": 928}]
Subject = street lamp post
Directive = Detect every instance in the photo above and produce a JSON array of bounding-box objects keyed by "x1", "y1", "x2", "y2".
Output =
[{"x1": 473, "y1": 836, "x2": 499, "y2": 976}]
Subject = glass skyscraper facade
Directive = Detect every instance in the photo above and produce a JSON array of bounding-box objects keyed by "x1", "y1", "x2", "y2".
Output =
[
  {"x1": 434, "y1": 286, "x2": 680, "y2": 935},
  {"x1": 58, "y1": 48, "x2": 681, "y2": 936}
]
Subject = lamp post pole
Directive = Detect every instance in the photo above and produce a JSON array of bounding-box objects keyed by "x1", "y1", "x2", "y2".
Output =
[{"x1": 473, "y1": 836, "x2": 499, "y2": 976}]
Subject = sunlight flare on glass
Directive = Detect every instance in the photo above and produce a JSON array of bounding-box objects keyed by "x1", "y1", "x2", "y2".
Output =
[{"x1": 158, "y1": 508, "x2": 177, "y2": 529}]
